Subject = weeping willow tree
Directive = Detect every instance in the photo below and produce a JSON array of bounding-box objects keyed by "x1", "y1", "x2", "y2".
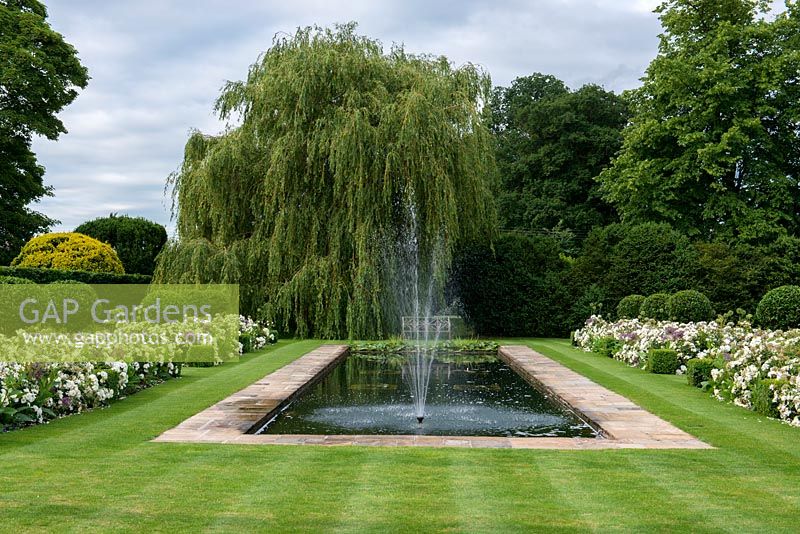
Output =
[{"x1": 154, "y1": 23, "x2": 497, "y2": 338}]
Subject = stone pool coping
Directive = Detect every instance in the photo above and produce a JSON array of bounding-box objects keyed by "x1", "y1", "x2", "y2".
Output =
[{"x1": 153, "y1": 344, "x2": 713, "y2": 450}]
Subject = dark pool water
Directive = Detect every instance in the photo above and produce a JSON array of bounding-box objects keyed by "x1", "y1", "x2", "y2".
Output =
[{"x1": 258, "y1": 353, "x2": 596, "y2": 437}]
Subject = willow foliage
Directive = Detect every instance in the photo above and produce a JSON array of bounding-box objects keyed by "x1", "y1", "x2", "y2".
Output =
[{"x1": 154, "y1": 24, "x2": 497, "y2": 338}]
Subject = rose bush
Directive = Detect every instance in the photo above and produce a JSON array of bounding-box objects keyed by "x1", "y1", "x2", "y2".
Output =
[{"x1": 574, "y1": 316, "x2": 800, "y2": 426}]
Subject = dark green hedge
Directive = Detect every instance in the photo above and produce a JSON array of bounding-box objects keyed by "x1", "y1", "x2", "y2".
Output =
[
  {"x1": 563, "y1": 224, "x2": 800, "y2": 325},
  {"x1": 0, "y1": 266, "x2": 151, "y2": 284},
  {"x1": 571, "y1": 223, "x2": 698, "y2": 304},
  {"x1": 564, "y1": 223, "x2": 701, "y2": 322},
  {"x1": 451, "y1": 233, "x2": 570, "y2": 337},
  {"x1": 452, "y1": 223, "x2": 800, "y2": 334},
  {"x1": 696, "y1": 237, "x2": 800, "y2": 317},
  {"x1": 686, "y1": 358, "x2": 715, "y2": 387}
]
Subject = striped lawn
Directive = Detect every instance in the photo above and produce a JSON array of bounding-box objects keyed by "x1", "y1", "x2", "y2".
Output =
[{"x1": 1, "y1": 338, "x2": 798, "y2": 532}]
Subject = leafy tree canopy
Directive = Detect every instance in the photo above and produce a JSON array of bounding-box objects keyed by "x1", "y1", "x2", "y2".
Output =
[
  {"x1": 154, "y1": 24, "x2": 497, "y2": 339},
  {"x1": 491, "y1": 73, "x2": 627, "y2": 249},
  {"x1": 0, "y1": 0, "x2": 89, "y2": 264},
  {"x1": 598, "y1": 0, "x2": 800, "y2": 242}
]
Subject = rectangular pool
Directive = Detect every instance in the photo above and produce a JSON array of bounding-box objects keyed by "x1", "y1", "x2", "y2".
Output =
[{"x1": 257, "y1": 353, "x2": 597, "y2": 437}]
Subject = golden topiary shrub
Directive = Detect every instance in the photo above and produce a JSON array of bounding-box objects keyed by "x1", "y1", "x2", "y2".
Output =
[{"x1": 11, "y1": 232, "x2": 125, "y2": 274}]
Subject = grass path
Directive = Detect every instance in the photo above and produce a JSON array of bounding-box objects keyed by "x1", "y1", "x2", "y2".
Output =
[{"x1": 2, "y1": 338, "x2": 799, "y2": 532}]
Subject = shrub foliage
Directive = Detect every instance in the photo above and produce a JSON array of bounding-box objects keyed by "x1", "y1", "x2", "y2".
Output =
[
  {"x1": 12, "y1": 232, "x2": 124, "y2": 274},
  {"x1": 646, "y1": 348, "x2": 679, "y2": 375},
  {"x1": 0, "y1": 266, "x2": 149, "y2": 284},
  {"x1": 640, "y1": 293, "x2": 671, "y2": 321},
  {"x1": 0, "y1": 275, "x2": 34, "y2": 284},
  {"x1": 564, "y1": 223, "x2": 700, "y2": 321},
  {"x1": 750, "y1": 379, "x2": 784, "y2": 418},
  {"x1": 686, "y1": 358, "x2": 714, "y2": 388},
  {"x1": 452, "y1": 233, "x2": 569, "y2": 337},
  {"x1": 617, "y1": 294, "x2": 645, "y2": 319}
]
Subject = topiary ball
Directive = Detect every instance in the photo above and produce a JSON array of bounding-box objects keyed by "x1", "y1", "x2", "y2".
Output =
[
  {"x1": 617, "y1": 294, "x2": 646, "y2": 319},
  {"x1": 755, "y1": 285, "x2": 800, "y2": 330},
  {"x1": 11, "y1": 232, "x2": 125, "y2": 274},
  {"x1": 75, "y1": 214, "x2": 167, "y2": 275},
  {"x1": 668, "y1": 290, "x2": 714, "y2": 322},
  {"x1": 640, "y1": 293, "x2": 671, "y2": 321}
]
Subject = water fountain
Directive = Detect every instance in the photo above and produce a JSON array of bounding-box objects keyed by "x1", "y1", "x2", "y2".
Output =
[
  {"x1": 391, "y1": 196, "x2": 443, "y2": 425},
  {"x1": 404, "y1": 325, "x2": 436, "y2": 425}
]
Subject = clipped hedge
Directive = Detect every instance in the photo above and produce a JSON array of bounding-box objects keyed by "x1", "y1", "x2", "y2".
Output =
[
  {"x1": 564, "y1": 222, "x2": 701, "y2": 325},
  {"x1": 668, "y1": 290, "x2": 714, "y2": 322},
  {"x1": 75, "y1": 215, "x2": 167, "y2": 275},
  {"x1": 750, "y1": 379, "x2": 785, "y2": 418},
  {"x1": 686, "y1": 358, "x2": 714, "y2": 387},
  {"x1": 646, "y1": 348, "x2": 679, "y2": 374},
  {"x1": 12, "y1": 232, "x2": 124, "y2": 274},
  {"x1": 603, "y1": 223, "x2": 700, "y2": 304},
  {"x1": 592, "y1": 336, "x2": 621, "y2": 358},
  {"x1": 755, "y1": 285, "x2": 800, "y2": 330},
  {"x1": 695, "y1": 237, "x2": 800, "y2": 318},
  {"x1": 640, "y1": 293, "x2": 671, "y2": 320},
  {"x1": 0, "y1": 275, "x2": 35, "y2": 284},
  {"x1": 452, "y1": 233, "x2": 570, "y2": 337},
  {"x1": 617, "y1": 294, "x2": 645, "y2": 319},
  {"x1": 0, "y1": 266, "x2": 150, "y2": 285}
]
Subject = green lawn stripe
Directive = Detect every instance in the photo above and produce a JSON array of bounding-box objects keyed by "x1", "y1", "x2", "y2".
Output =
[
  {"x1": 326, "y1": 448, "x2": 461, "y2": 533},
  {"x1": 446, "y1": 449, "x2": 590, "y2": 533},
  {"x1": 533, "y1": 450, "x2": 724, "y2": 533}
]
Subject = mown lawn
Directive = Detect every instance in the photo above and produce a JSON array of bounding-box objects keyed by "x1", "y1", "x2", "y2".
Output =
[{"x1": 1, "y1": 338, "x2": 799, "y2": 532}]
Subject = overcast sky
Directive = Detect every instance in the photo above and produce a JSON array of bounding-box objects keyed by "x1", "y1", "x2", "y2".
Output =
[{"x1": 32, "y1": 0, "x2": 664, "y2": 234}]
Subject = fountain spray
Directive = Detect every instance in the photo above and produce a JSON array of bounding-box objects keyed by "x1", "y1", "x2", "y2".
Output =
[{"x1": 395, "y1": 196, "x2": 444, "y2": 425}]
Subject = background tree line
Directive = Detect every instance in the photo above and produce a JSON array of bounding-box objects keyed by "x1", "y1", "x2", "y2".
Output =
[{"x1": 455, "y1": 0, "x2": 800, "y2": 337}]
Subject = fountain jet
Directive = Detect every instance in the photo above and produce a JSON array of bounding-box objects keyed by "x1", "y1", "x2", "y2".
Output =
[{"x1": 390, "y1": 196, "x2": 443, "y2": 426}]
